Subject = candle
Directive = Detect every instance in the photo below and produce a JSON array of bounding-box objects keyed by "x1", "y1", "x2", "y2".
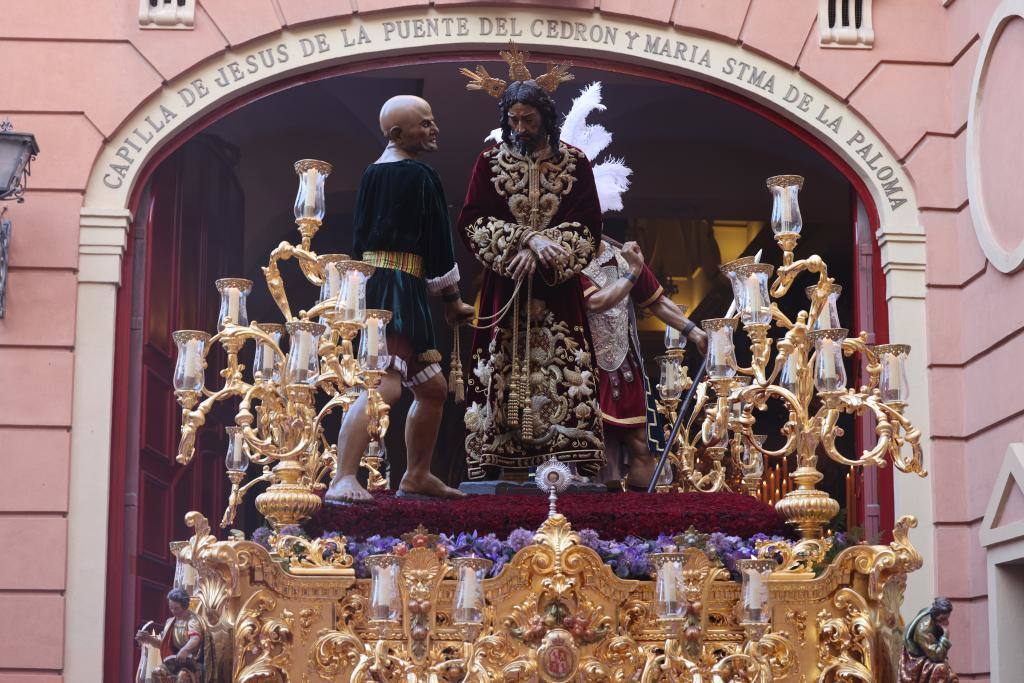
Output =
[
  {"x1": 232, "y1": 429, "x2": 244, "y2": 466},
  {"x1": 712, "y1": 329, "x2": 728, "y2": 366},
  {"x1": 342, "y1": 271, "x2": 360, "y2": 321},
  {"x1": 659, "y1": 562, "x2": 678, "y2": 605},
  {"x1": 885, "y1": 352, "x2": 901, "y2": 399},
  {"x1": 297, "y1": 331, "x2": 312, "y2": 376},
  {"x1": 378, "y1": 565, "x2": 396, "y2": 606},
  {"x1": 185, "y1": 338, "x2": 201, "y2": 383},
  {"x1": 781, "y1": 189, "x2": 793, "y2": 224},
  {"x1": 743, "y1": 567, "x2": 765, "y2": 609},
  {"x1": 821, "y1": 338, "x2": 837, "y2": 382},
  {"x1": 744, "y1": 274, "x2": 763, "y2": 317},
  {"x1": 366, "y1": 319, "x2": 380, "y2": 358},
  {"x1": 227, "y1": 288, "x2": 240, "y2": 325},
  {"x1": 304, "y1": 168, "x2": 318, "y2": 217},
  {"x1": 180, "y1": 562, "x2": 196, "y2": 588},
  {"x1": 461, "y1": 565, "x2": 480, "y2": 608},
  {"x1": 145, "y1": 641, "x2": 162, "y2": 675}
]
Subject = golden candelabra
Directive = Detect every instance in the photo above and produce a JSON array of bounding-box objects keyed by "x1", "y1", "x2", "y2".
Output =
[
  {"x1": 655, "y1": 175, "x2": 925, "y2": 548},
  {"x1": 172, "y1": 159, "x2": 393, "y2": 531}
]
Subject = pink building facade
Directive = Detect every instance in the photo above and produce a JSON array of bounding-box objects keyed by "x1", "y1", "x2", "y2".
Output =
[{"x1": 1, "y1": 1, "x2": 1022, "y2": 680}]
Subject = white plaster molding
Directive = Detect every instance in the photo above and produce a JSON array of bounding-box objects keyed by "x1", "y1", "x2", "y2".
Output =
[
  {"x1": 139, "y1": 0, "x2": 196, "y2": 30},
  {"x1": 64, "y1": 208, "x2": 131, "y2": 683},
  {"x1": 966, "y1": 0, "x2": 1024, "y2": 273},
  {"x1": 819, "y1": 0, "x2": 875, "y2": 48},
  {"x1": 66, "y1": 13, "x2": 935, "y2": 678},
  {"x1": 980, "y1": 443, "x2": 1024, "y2": 548}
]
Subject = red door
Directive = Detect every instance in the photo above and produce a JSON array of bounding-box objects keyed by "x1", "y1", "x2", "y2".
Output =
[{"x1": 107, "y1": 135, "x2": 244, "y2": 681}]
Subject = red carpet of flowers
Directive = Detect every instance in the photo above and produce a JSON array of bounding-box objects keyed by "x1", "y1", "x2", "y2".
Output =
[{"x1": 308, "y1": 491, "x2": 788, "y2": 540}]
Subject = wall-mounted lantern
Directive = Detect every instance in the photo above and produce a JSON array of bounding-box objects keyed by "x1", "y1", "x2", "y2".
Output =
[{"x1": 0, "y1": 119, "x2": 40, "y2": 318}]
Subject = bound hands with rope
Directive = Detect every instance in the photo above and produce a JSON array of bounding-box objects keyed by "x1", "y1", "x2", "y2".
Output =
[{"x1": 508, "y1": 232, "x2": 569, "y2": 281}]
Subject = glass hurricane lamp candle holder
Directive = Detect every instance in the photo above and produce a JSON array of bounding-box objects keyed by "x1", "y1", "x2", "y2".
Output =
[
  {"x1": 285, "y1": 321, "x2": 325, "y2": 386},
  {"x1": 807, "y1": 283, "x2": 842, "y2": 331},
  {"x1": 252, "y1": 323, "x2": 284, "y2": 383},
  {"x1": 293, "y1": 159, "x2": 332, "y2": 222},
  {"x1": 810, "y1": 328, "x2": 848, "y2": 394},
  {"x1": 336, "y1": 262, "x2": 371, "y2": 325},
  {"x1": 316, "y1": 253, "x2": 350, "y2": 324},
  {"x1": 736, "y1": 558, "x2": 775, "y2": 624},
  {"x1": 702, "y1": 318, "x2": 738, "y2": 379},
  {"x1": 171, "y1": 541, "x2": 197, "y2": 594},
  {"x1": 734, "y1": 263, "x2": 774, "y2": 326},
  {"x1": 172, "y1": 330, "x2": 210, "y2": 393},
  {"x1": 215, "y1": 278, "x2": 252, "y2": 331},
  {"x1": 720, "y1": 256, "x2": 758, "y2": 310},
  {"x1": 359, "y1": 310, "x2": 391, "y2": 371},
  {"x1": 657, "y1": 354, "x2": 685, "y2": 401},
  {"x1": 452, "y1": 557, "x2": 492, "y2": 625},
  {"x1": 367, "y1": 554, "x2": 403, "y2": 623},
  {"x1": 650, "y1": 552, "x2": 685, "y2": 620},
  {"x1": 224, "y1": 426, "x2": 248, "y2": 474},
  {"x1": 766, "y1": 175, "x2": 804, "y2": 236},
  {"x1": 875, "y1": 343, "x2": 911, "y2": 405}
]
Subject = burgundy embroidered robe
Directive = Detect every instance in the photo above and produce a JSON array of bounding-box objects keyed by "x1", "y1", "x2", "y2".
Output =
[{"x1": 457, "y1": 141, "x2": 604, "y2": 479}]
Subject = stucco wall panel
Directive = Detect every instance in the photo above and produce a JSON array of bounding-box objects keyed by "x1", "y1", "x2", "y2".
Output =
[
  {"x1": 930, "y1": 267, "x2": 1024, "y2": 367},
  {"x1": 0, "y1": 350, "x2": 73, "y2": 427},
  {"x1": 959, "y1": 334, "x2": 1024, "y2": 436},
  {"x1": 798, "y1": 0, "x2": 953, "y2": 100},
  {"x1": 671, "y1": 0, "x2": 751, "y2": 41},
  {"x1": 198, "y1": 0, "x2": 283, "y2": 47},
  {"x1": 927, "y1": 365, "x2": 965, "y2": 437},
  {"x1": 278, "y1": 0, "x2": 355, "y2": 27},
  {"x1": 434, "y1": 0, "x2": 596, "y2": 10},
  {"x1": 0, "y1": 675, "x2": 62, "y2": 683},
  {"x1": 2, "y1": 115, "x2": 103, "y2": 193},
  {"x1": 936, "y1": 521, "x2": 988, "y2": 597},
  {"x1": 0, "y1": 271, "x2": 78, "y2": 347},
  {"x1": 903, "y1": 131, "x2": 967, "y2": 209},
  {"x1": 930, "y1": 440, "x2": 968, "y2": 523},
  {"x1": 849, "y1": 62, "x2": 958, "y2": 160},
  {"x1": 923, "y1": 208, "x2": 987, "y2": 287},
  {"x1": 0, "y1": 42, "x2": 163, "y2": 138},
  {"x1": 8, "y1": 193, "x2": 87, "y2": 270},
  {"x1": 962, "y1": 417, "x2": 1024, "y2": 520},
  {"x1": 946, "y1": 595, "x2": 992, "y2": 676},
  {"x1": 0, "y1": 429, "x2": 70, "y2": 513},
  {"x1": 0, "y1": 518, "x2": 68, "y2": 591},
  {"x1": 0, "y1": 594, "x2": 64, "y2": 669},
  {"x1": 1, "y1": 0, "x2": 125, "y2": 40},
  {"x1": 600, "y1": 0, "x2": 675, "y2": 24},
  {"x1": 738, "y1": 0, "x2": 818, "y2": 66},
  {"x1": 130, "y1": 5, "x2": 229, "y2": 82}
]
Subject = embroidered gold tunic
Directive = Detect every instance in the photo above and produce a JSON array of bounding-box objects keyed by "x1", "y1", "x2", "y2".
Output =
[{"x1": 457, "y1": 142, "x2": 604, "y2": 479}]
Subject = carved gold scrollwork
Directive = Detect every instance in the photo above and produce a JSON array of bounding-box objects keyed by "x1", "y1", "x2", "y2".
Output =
[
  {"x1": 234, "y1": 589, "x2": 294, "y2": 682},
  {"x1": 816, "y1": 588, "x2": 874, "y2": 682}
]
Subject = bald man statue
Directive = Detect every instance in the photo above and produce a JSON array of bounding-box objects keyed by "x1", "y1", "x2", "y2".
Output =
[{"x1": 325, "y1": 96, "x2": 473, "y2": 504}]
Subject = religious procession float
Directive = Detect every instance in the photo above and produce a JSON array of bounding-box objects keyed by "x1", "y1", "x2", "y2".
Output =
[{"x1": 146, "y1": 52, "x2": 931, "y2": 683}]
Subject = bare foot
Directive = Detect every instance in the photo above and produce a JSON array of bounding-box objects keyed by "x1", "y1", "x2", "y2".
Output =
[
  {"x1": 324, "y1": 475, "x2": 375, "y2": 505},
  {"x1": 398, "y1": 471, "x2": 467, "y2": 499}
]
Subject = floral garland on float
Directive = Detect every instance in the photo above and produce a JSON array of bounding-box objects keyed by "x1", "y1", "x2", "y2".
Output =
[{"x1": 154, "y1": 126, "x2": 927, "y2": 678}]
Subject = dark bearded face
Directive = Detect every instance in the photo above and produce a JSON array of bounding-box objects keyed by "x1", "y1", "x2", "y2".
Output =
[{"x1": 507, "y1": 103, "x2": 542, "y2": 154}]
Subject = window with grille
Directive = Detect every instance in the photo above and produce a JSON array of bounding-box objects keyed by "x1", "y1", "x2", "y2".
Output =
[
  {"x1": 819, "y1": 0, "x2": 874, "y2": 48},
  {"x1": 139, "y1": 0, "x2": 195, "y2": 30}
]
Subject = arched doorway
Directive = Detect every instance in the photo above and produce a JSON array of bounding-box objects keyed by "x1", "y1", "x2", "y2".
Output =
[{"x1": 70, "y1": 8, "x2": 929, "y2": 681}]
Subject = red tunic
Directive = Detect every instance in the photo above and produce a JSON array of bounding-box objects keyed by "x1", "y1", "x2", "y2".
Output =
[
  {"x1": 580, "y1": 249, "x2": 663, "y2": 433},
  {"x1": 457, "y1": 142, "x2": 604, "y2": 479}
]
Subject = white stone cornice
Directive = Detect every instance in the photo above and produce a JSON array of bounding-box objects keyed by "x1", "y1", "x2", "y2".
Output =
[{"x1": 79, "y1": 208, "x2": 131, "y2": 285}]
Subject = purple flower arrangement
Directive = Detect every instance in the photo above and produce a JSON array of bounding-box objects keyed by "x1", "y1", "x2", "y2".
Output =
[{"x1": 251, "y1": 526, "x2": 848, "y2": 580}]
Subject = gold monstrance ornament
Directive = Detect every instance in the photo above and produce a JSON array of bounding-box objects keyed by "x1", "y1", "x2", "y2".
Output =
[{"x1": 459, "y1": 41, "x2": 575, "y2": 98}]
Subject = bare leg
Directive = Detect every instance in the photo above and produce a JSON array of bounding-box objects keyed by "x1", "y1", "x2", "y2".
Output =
[
  {"x1": 325, "y1": 370, "x2": 403, "y2": 504},
  {"x1": 624, "y1": 427, "x2": 656, "y2": 490},
  {"x1": 398, "y1": 373, "x2": 466, "y2": 498}
]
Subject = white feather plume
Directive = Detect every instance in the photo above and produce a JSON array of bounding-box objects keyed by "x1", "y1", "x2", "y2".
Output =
[
  {"x1": 481, "y1": 81, "x2": 632, "y2": 213},
  {"x1": 592, "y1": 157, "x2": 632, "y2": 213}
]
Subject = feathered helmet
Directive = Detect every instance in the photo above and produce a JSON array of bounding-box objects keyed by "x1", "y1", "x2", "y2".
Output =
[{"x1": 459, "y1": 41, "x2": 574, "y2": 97}]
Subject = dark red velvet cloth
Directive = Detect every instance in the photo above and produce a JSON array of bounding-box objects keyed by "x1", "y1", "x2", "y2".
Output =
[
  {"x1": 456, "y1": 143, "x2": 607, "y2": 478},
  {"x1": 310, "y1": 491, "x2": 788, "y2": 540}
]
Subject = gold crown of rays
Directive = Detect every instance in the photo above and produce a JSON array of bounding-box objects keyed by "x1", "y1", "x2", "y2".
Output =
[{"x1": 459, "y1": 41, "x2": 574, "y2": 98}]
